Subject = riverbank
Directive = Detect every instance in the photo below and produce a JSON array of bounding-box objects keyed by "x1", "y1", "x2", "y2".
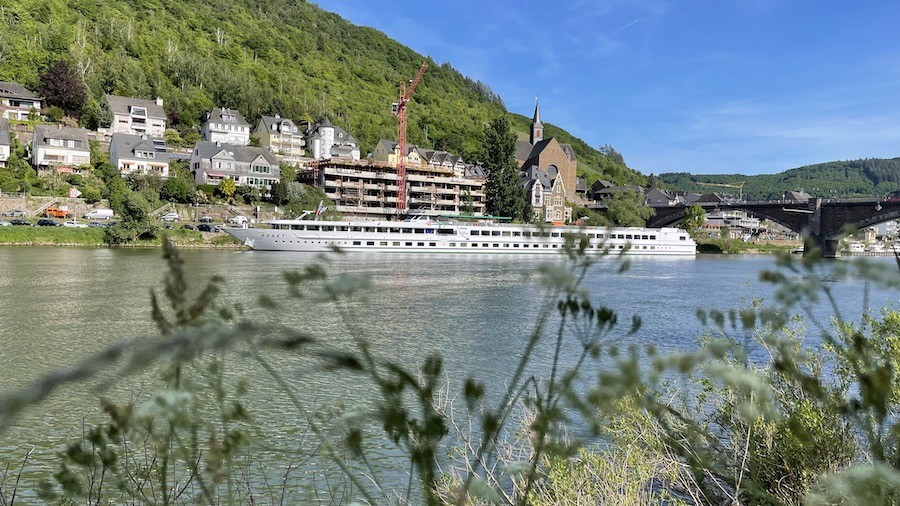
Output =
[
  {"x1": 0, "y1": 227, "x2": 246, "y2": 249},
  {"x1": 696, "y1": 238, "x2": 799, "y2": 254}
]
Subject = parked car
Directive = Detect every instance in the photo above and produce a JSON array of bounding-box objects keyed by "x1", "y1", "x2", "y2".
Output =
[
  {"x1": 160, "y1": 212, "x2": 180, "y2": 222},
  {"x1": 36, "y1": 218, "x2": 60, "y2": 227},
  {"x1": 228, "y1": 215, "x2": 249, "y2": 225},
  {"x1": 63, "y1": 220, "x2": 89, "y2": 228},
  {"x1": 0, "y1": 220, "x2": 10, "y2": 227},
  {"x1": 87, "y1": 221, "x2": 107, "y2": 228},
  {"x1": 9, "y1": 219, "x2": 31, "y2": 226},
  {"x1": 3, "y1": 210, "x2": 27, "y2": 217},
  {"x1": 43, "y1": 207, "x2": 73, "y2": 219},
  {"x1": 83, "y1": 209, "x2": 114, "y2": 220},
  {"x1": 196, "y1": 223, "x2": 219, "y2": 232},
  {"x1": 181, "y1": 224, "x2": 195, "y2": 230},
  {"x1": 198, "y1": 216, "x2": 214, "y2": 223}
]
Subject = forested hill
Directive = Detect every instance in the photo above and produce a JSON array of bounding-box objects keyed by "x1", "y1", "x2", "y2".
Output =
[
  {"x1": 0, "y1": 0, "x2": 641, "y2": 182},
  {"x1": 659, "y1": 158, "x2": 900, "y2": 200}
]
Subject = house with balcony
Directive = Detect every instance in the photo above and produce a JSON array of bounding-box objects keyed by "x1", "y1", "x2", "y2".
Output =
[
  {"x1": 105, "y1": 94, "x2": 167, "y2": 137},
  {"x1": 110, "y1": 134, "x2": 170, "y2": 178},
  {"x1": 32, "y1": 125, "x2": 91, "y2": 173},
  {"x1": 190, "y1": 141, "x2": 280, "y2": 191},
  {"x1": 0, "y1": 82, "x2": 41, "y2": 120},
  {"x1": 201, "y1": 108, "x2": 250, "y2": 146},
  {"x1": 305, "y1": 117, "x2": 360, "y2": 161},
  {"x1": 371, "y1": 140, "x2": 468, "y2": 176},
  {"x1": 255, "y1": 115, "x2": 305, "y2": 165},
  {"x1": 0, "y1": 119, "x2": 9, "y2": 168}
]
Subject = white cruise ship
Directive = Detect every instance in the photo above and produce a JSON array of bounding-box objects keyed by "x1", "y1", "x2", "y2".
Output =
[{"x1": 223, "y1": 218, "x2": 696, "y2": 256}]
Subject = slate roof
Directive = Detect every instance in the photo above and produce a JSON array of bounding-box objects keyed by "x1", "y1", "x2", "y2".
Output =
[
  {"x1": 111, "y1": 134, "x2": 170, "y2": 162},
  {"x1": 465, "y1": 165, "x2": 485, "y2": 178},
  {"x1": 307, "y1": 117, "x2": 356, "y2": 144},
  {"x1": 0, "y1": 119, "x2": 9, "y2": 147},
  {"x1": 257, "y1": 115, "x2": 300, "y2": 134},
  {"x1": 514, "y1": 140, "x2": 533, "y2": 162},
  {"x1": 105, "y1": 94, "x2": 165, "y2": 119},
  {"x1": 205, "y1": 108, "x2": 249, "y2": 126},
  {"x1": 560, "y1": 143, "x2": 577, "y2": 162},
  {"x1": 0, "y1": 81, "x2": 39, "y2": 100},
  {"x1": 520, "y1": 165, "x2": 553, "y2": 190},
  {"x1": 783, "y1": 190, "x2": 811, "y2": 202},
  {"x1": 34, "y1": 125, "x2": 90, "y2": 147},
  {"x1": 193, "y1": 141, "x2": 278, "y2": 164}
]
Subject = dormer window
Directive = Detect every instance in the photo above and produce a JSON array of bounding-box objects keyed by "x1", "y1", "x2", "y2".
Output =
[{"x1": 131, "y1": 107, "x2": 147, "y2": 117}]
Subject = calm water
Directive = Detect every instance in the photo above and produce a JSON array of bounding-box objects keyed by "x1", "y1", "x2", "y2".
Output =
[{"x1": 0, "y1": 247, "x2": 895, "y2": 497}]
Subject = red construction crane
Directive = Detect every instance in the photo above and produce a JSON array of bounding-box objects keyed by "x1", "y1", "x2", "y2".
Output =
[{"x1": 392, "y1": 61, "x2": 427, "y2": 213}]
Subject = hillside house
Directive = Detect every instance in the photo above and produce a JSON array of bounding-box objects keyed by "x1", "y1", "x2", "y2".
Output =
[
  {"x1": 521, "y1": 165, "x2": 571, "y2": 224},
  {"x1": 305, "y1": 117, "x2": 360, "y2": 161},
  {"x1": 371, "y1": 140, "x2": 467, "y2": 176},
  {"x1": 201, "y1": 108, "x2": 251, "y2": 146},
  {"x1": 110, "y1": 134, "x2": 170, "y2": 178},
  {"x1": 32, "y1": 125, "x2": 90, "y2": 173},
  {"x1": 105, "y1": 94, "x2": 167, "y2": 137},
  {"x1": 190, "y1": 141, "x2": 280, "y2": 192},
  {"x1": 256, "y1": 115, "x2": 306, "y2": 165},
  {"x1": 0, "y1": 119, "x2": 9, "y2": 167},
  {"x1": 0, "y1": 82, "x2": 41, "y2": 120}
]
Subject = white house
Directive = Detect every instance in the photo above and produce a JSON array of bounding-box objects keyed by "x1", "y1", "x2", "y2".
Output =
[
  {"x1": 110, "y1": 133, "x2": 170, "y2": 178},
  {"x1": 32, "y1": 125, "x2": 90, "y2": 172},
  {"x1": 256, "y1": 115, "x2": 305, "y2": 165},
  {"x1": 105, "y1": 94, "x2": 167, "y2": 137},
  {"x1": 201, "y1": 108, "x2": 251, "y2": 146},
  {"x1": 0, "y1": 81, "x2": 41, "y2": 121},
  {"x1": 0, "y1": 119, "x2": 10, "y2": 167},
  {"x1": 305, "y1": 117, "x2": 360, "y2": 161}
]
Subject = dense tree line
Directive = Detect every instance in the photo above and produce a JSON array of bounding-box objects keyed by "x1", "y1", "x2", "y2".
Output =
[{"x1": 659, "y1": 158, "x2": 900, "y2": 200}]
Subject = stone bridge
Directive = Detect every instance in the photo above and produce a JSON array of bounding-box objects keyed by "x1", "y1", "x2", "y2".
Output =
[{"x1": 645, "y1": 198, "x2": 900, "y2": 258}]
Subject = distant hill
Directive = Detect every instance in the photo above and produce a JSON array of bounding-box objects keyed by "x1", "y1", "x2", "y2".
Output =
[
  {"x1": 659, "y1": 158, "x2": 900, "y2": 200},
  {"x1": 0, "y1": 0, "x2": 643, "y2": 184}
]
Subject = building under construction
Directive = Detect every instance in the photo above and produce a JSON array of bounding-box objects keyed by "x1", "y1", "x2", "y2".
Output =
[{"x1": 300, "y1": 159, "x2": 486, "y2": 220}]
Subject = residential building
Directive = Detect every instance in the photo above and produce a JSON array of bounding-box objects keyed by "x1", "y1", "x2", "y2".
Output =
[
  {"x1": 301, "y1": 159, "x2": 486, "y2": 219},
  {"x1": 514, "y1": 99, "x2": 578, "y2": 222},
  {"x1": 305, "y1": 117, "x2": 360, "y2": 161},
  {"x1": 0, "y1": 119, "x2": 9, "y2": 167},
  {"x1": 0, "y1": 82, "x2": 41, "y2": 120},
  {"x1": 201, "y1": 108, "x2": 251, "y2": 146},
  {"x1": 256, "y1": 115, "x2": 305, "y2": 165},
  {"x1": 190, "y1": 141, "x2": 280, "y2": 191},
  {"x1": 371, "y1": 140, "x2": 467, "y2": 176},
  {"x1": 105, "y1": 94, "x2": 167, "y2": 137},
  {"x1": 110, "y1": 134, "x2": 170, "y2": 178},
  {"x1": 645, "y1": 188, "x2": 678, "y2": 206},
  {"x1": 521, "y1": 165, "x2": 571, "y2": 224},
  {"x1": 782, "y1": 190, "x2": 812, "y2": 203},
  {"x1": 32, "y1": 125, "x2": 91, "y2": 172}
]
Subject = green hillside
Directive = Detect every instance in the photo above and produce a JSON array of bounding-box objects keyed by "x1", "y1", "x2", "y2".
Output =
[
  {"x1": 659, "y1": 158, "x2": 900, "y2": 200},
  {"x1": 0, "y1": 0, "x2": 641, "y2": 183}
]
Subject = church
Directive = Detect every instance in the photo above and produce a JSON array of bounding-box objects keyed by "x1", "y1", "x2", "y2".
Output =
[{"x1": 516, "y1": 100, "x2": 577, "y2": 224}]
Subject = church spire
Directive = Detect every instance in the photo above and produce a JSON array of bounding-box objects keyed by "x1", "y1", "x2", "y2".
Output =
[{"x1": 530, "y1": 96, "x2": 543, "y2": 145}]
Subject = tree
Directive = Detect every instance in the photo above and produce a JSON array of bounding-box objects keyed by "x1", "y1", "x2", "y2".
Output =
[
  {"x1": 37, "y1": 60, "x2": 88, "y2": 118},
  {"x1": 270, "y1": 180, "x2": 290, "y2": 205},
  {"x1": 218, "y1": 179, "x2": 236, "y2": 200},
  {"x1": 603, "y1": 189, "x2": 654, "y2": 227},
  {"x1": 682, "y1": 204, "x2": 706, "y2": 237},
  {"x1": 160, "y1": 177, "x2": 194, "y2": 203},
  {"x1": 483, "y1": 117, "x2": 524, "y2": 219}
]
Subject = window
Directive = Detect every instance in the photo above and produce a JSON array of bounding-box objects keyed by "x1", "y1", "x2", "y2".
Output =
[{"x1": 554, "y1": 197, "x2": 562, "y2": 207}]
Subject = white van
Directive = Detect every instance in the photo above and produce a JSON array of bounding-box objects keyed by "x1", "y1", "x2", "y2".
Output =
[{"x1": 84, "y1": 209, "x2": 114, "y2": 220}]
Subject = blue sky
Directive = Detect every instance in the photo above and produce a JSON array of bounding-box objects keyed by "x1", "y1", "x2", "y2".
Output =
[{"x1": 316, "y1": 0, "x2": 900, "y2": 175}]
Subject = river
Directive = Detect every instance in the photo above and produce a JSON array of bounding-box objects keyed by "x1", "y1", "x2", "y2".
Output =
[{"x1": 0, "y1": 247, "x2": 895, "y2": 500}]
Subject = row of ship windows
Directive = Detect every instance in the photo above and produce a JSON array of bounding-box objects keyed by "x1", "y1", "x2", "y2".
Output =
[
  {"x1": 268, "y1": 239, "x2": 664, "y2": 250},
  {"x1": 268, "y1": 224, "x2": 661, "y2": 241}
]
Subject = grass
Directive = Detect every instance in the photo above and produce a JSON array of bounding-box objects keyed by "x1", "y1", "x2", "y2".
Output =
[{"x1": 0, "y1": 226, "x2": 105, "y2": 245}]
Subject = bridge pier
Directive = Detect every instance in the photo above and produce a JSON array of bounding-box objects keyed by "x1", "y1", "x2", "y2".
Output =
[{"x1": 806, "y1": 236, "x2": 841, "y2": 259}]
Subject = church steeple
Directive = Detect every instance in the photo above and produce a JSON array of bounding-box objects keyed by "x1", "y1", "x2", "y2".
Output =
[{"x1": 530, "y1": 96, "x2": 543, "y2": 144}]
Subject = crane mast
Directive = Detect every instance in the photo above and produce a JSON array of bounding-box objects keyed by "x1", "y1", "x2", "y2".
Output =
[{"x1": 392, "y1": 61, "x2": 427, "y2": 213}]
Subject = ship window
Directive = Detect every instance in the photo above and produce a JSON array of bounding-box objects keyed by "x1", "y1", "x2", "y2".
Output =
[
  {"x1": 503, "y1": 244, "x2": 510, "y2": 247},
  {"x1": 493, "y1": 243, "x2": 499, "y2": 247},
  {"x1": 291, "y1": 225, "x2": 301, "y2": 230},
  {"x1": 513, "y1": 231, "x2": 521, "y2": 237},
  {"x1": 351, "y1": 227, "x2": 362, "y2": 232},
  {"x1": 353, "y1": 241, "x2": 361, "y2": 246},
  {"x1": 551, "y1": 232, "x2": 560, "y2": 237},
  {"x1": 307, "y1": 225, "x2": 319, "y2": 231},
  {"x1": 390, "y1": 228, "x2": 401, "y2": 233},
  {"x1": 449, "y1": 243, "x2": 456, "y2": 247},
  {"x1": 680, "y1": 236, "x2": 687, "y2": 241},
  {"x1": 502, "y1": 231, "x2": 511, "y2": 237},
  {"x1": 626, "y1": 235, "x2": 633, "y2": 240},
  {"x1": 418, "y1": 242, "x2": 425, "y2": 246},
  {"x1": 513, "y1": 244, "x2": 519, "y2": 247},
  {"x1": 429, "y1": 242, "x2": 436, "y2": 246},
  {"x1": 406, "y1": 242, "x2": 413, "y2": 246},
  {"x1": 402, "y1": 228, "x2": 413, "y2": 234},
  {"x1": 393, "y1": 241, "x2": 400, "y2": 246},
  {"x1": 491, "y1": 231, "x2": 500, "y2": 236},
  {"x1": 650, "y1": 235, "x2": 656, "y2": 240},
  {"x1": 380, "y1": 241, "x2": 388, "y2": 246},
  {"x1": 460, "y1": 243, "x2": 467, "y2": 247},
  {"x1": 471, "y1": 230, "x2": 480, "y2": 236},
  {"x1": 365, "y1": 227, "x2": 376, "y2": 232},
  {"x1": 337, "y1": 226, "x2": 348, "y2": 231},
  {"x1": 438, "y1": 228, "x2": 454, "y2": 235},
  {"x1": 377, "y1": 227, "x2": 388, "y2": 233},
  {"x1": 425, "y1": 229, "x2": 435, "y2": 234},
  {"x1": 543, "y1": 244, "x2": 549, "y2": 248},
  {"x1": 366, "y1": 241, "x2": 375, "y2": 246}
]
